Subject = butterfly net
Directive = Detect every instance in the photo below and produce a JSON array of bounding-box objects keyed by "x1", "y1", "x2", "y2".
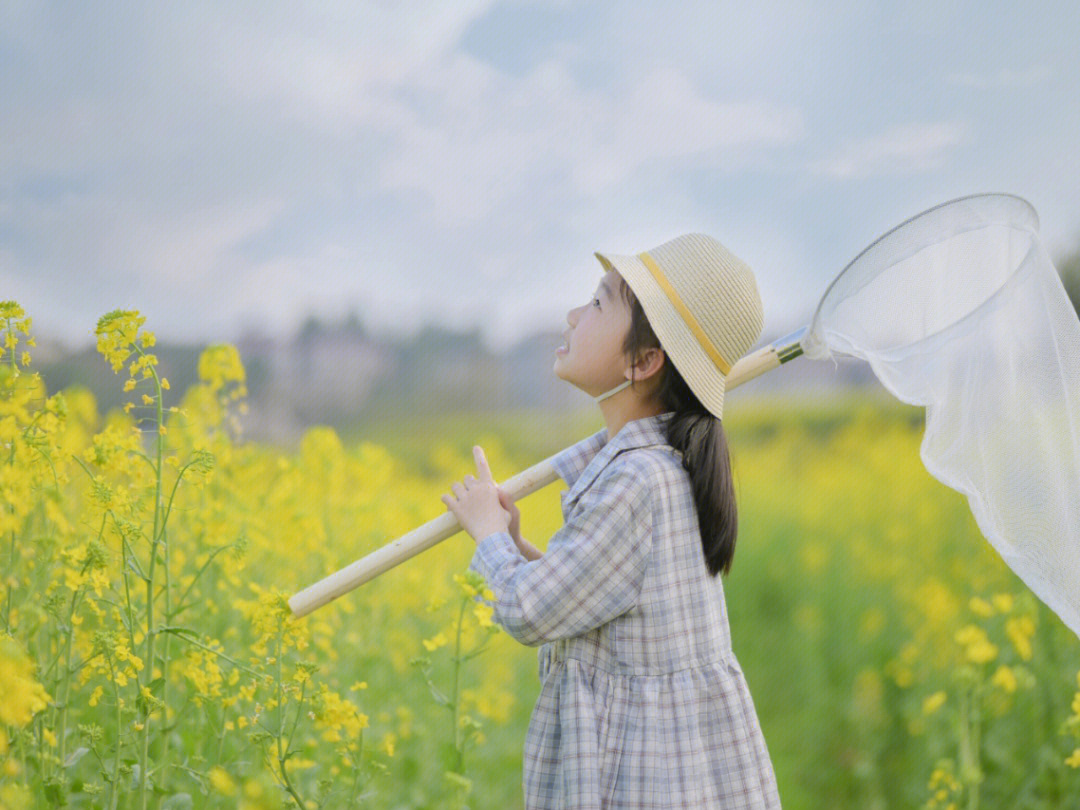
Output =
[{"x1": 801, "y1": 193, "x2": 1080, "y2": 640}]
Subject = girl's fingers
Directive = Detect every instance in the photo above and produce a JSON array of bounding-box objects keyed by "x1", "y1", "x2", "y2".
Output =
[{"x1": 473, "y1": 445, "x2": 494, "y2": 481}]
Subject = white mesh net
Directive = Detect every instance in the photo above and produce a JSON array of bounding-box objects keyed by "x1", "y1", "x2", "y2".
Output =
[{"x1": 802, "y1": 193, "x2": 1080, "y2": 640}]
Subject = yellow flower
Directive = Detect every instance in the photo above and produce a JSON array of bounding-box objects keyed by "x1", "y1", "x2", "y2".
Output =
[
  {"x1": 141, "y1": 394, "x2": 154, "y2": 405},
  {"x1": 473, "y1": 603, "x2": 495, "y2": 628},
  {"x1": 991, "y1": 593, "x2": 1014, "y2": 613},
  {"x1": 1066, "y1": 748, "x2": 1080, "y2": 769},
  {"x1": 422, "y1": 632, "x2": 448, "y2": 651},
  {"x1": 311, "y1": 685, "x2": 368, "y2": 742},
  {"x1": 922, "y1": 691, "x2": 947, "y2": 715},
  {"x1": 161, "y1": 377, "x2": 170, "y2": 390},
  {"x1": 0, "y1": 635, "x2": 52, "y2": 726},
  {"x1": 965, "y1": 639, "x2": 998, "y2": 664},
  {"x1": 991, "y1": 665, "x2": 1017, "y2": 693},
  {"x1": 968, "y1": 597, "x2": 993, "y2": 618},
  {"x1": 1005, "y1": 616, "x2": 1035, "y2": 661},
  {"x1": 123, "y1": 379, "x2": 136, "y2": 392},
  {"x1": 95, "y1": 310, "x2": 150, "y2": 373},
  {"x1": 955, "y1": 624, "x2": 998, "y2": 664},
  {"x1": 197, "y1": 344, "x2": 246, "y2": 392},
  {"x1": 207, "y1": 766, "x2": 237, "y2": 796},
  {"x1": 453, "y1": 573, "x2": 478, "y2": 598},
  {"x1": 954, "y1": 624, "x2": 983, "y2": 646},
  {"x1": 426, "y1": 595, "x2": 449, "y2": 613},
  {"x1": 349, "y1": 681, "x2": 368, "y2": 691}
]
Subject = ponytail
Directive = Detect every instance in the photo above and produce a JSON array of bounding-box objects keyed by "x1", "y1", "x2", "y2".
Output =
[{"x1": 617, "y1": 278, "x2": 739, "y2": 577}]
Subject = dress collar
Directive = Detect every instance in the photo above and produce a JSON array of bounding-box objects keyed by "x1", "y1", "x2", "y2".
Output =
[{"x1": 550, "y1": 411, "x2": 678, "y2": 514}]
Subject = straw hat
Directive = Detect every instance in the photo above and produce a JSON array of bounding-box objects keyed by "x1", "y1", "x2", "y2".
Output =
[{"x1": 593, "y1": 232, "x2": 764, "y2": 420}]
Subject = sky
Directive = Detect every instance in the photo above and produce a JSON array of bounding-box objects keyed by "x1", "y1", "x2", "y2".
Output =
[{"x1": 2, "y1": 1, "x2": 1079, "y2": 353}]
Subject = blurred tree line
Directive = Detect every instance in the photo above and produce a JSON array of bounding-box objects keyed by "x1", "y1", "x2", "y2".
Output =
[{"x1": 1058, "y1": 236, "x2": 1080, "y2": 313}]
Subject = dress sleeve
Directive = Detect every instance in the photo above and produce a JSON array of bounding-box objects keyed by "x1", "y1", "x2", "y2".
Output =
[{"x1": 467, "y1": 458, "x2": 653, "y2": 646}]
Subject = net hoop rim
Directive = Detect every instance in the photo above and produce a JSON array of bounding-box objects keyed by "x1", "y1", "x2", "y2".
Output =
[{"x1": 807, "y1": 192, "x2": 1040, "y2": 343}]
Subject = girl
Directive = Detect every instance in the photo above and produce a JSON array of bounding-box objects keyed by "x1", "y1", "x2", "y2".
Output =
[{"x1": 441, "y1": 233, "x2": 782, "y2": 809}]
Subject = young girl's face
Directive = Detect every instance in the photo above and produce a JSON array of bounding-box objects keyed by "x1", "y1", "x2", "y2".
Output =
[{"x1": 554, "y1": 269, "x2": 633, "y2": 397}]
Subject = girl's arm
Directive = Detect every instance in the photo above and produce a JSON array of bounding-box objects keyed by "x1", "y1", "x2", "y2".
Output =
[
  {"x1": 512, "y1": 536, "x2": 543, "y2": 561},
  {"x1": 496, "y1": 487, "x2": 543, "y2": 560},
  {"x1": 468, "y1": 458, "x2": 653, "y2": 646}
]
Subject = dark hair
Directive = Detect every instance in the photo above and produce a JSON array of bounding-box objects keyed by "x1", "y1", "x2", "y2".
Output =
[{"x1": 615, "y1": 275, "x2": 739, "y2": 578}]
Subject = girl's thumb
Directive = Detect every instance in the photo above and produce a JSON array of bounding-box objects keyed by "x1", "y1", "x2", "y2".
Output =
[{"x1": 497, "y1": 487, "x2": 516, "y2": 512}]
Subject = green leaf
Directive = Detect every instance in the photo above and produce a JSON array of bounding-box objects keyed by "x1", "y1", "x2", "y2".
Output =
[
  {"x1": 42, "y1": 776, "x2": 65, "y2": 805},
  {"x1": 64, "y1": 746, "x2": 90, "y2": 769}
]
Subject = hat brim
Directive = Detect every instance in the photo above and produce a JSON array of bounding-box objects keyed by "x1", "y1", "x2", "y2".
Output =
[{"x1": 595, "y1": 251, "x2": 728, "y2": 420}]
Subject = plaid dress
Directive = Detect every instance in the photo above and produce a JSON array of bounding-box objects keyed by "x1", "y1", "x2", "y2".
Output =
[{"x1": 468, "y1": 411, "x2": 782, "y2": 809}]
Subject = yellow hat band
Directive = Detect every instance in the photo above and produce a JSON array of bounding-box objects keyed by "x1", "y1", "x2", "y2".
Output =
[{"x1": 638, "y1": 250, "x2": 732, "y2": 375}]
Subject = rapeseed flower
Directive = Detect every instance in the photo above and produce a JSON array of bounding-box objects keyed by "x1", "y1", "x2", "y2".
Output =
[
  {"x1": 991, "y1": 665, "x2": 1017, "y2": 693},
  {"x1": 422, "y1": 632, "x2": 449, "y2": 651},
  {"x1": 0, "y1": 635, "x2": 52, "y2": 726},
  {"x1": 954, "y1": 624, "x2": 998, "y2": 664},
  {"x1": 922, "y1": 691, "x2": 947, "y2": 715},
  {"x1": 207, "y1": 766, "x2": 237, "y2": 796},
  {"x1": 1005, "y1": 615, "x2": 1035, "y2": 661}
]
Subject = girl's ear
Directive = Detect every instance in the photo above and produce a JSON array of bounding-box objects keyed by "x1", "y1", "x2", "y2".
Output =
[{"x1": 632, "y1": 347, "x2": 665, "y2": 379}]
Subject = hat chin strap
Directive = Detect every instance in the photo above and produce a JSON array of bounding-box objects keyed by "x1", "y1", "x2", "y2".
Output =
[{"x1": 593, "y1": 378, "x2": 632, "y2": 403}]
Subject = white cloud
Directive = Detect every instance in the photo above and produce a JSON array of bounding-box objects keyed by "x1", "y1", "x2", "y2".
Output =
[
  {"x1": 177, "y1": 1, "x2": 499, "y2": 134},
  {"x1": 376, "y1": 57, "x2": 804, "y2": 225},
  {"x1": 117, "y1": 198, "x2": 288, "y2": 289},
  {"x1": 810, "y1": 122, "x2": 968, "y2": 180},
  {"x1": 1, "y1": 2, "x2": 1076, "y2": 351}
]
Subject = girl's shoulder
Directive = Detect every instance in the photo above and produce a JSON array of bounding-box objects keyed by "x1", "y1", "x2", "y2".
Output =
[{"x1": 598, "y1": 444, "x2": 686, "y2": 498}]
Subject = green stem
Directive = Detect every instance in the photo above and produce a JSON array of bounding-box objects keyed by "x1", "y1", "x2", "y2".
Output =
[
  {"x1": 274, "y1": 624, "x2": 307, "y2": 809},
  {"x1": 138, "y1": 353, "x2": 165, "y2": 810},
  {"x1": 969, "y1": 682, "x2": 981, "y2": 810},
  {"x1": 156, "y1": 627, "x2": 262, "y2": 679},
  {"x1": 106, "y1": 652, "x2": 122, "y2": 810},
  {"x1": 450, "y1": 595, "x2": 468, "y2": 774},
  {"x1": 346, "y1": 728, "x2": 364, "y2": 808},
  {"x1": 56, "y1": 584, "x2": 83, "y2": 781}
]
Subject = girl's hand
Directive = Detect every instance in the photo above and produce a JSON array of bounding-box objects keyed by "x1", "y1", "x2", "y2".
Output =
[
  {"x1": 496, "y1": 486, "x2": 521, "y2": 544},
  {"x1": 440, "y1": 446, "x2": 511, "y2": 544},
  {"x1": 496, "y1": 487, "x2": 543, "y2": 560}
]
